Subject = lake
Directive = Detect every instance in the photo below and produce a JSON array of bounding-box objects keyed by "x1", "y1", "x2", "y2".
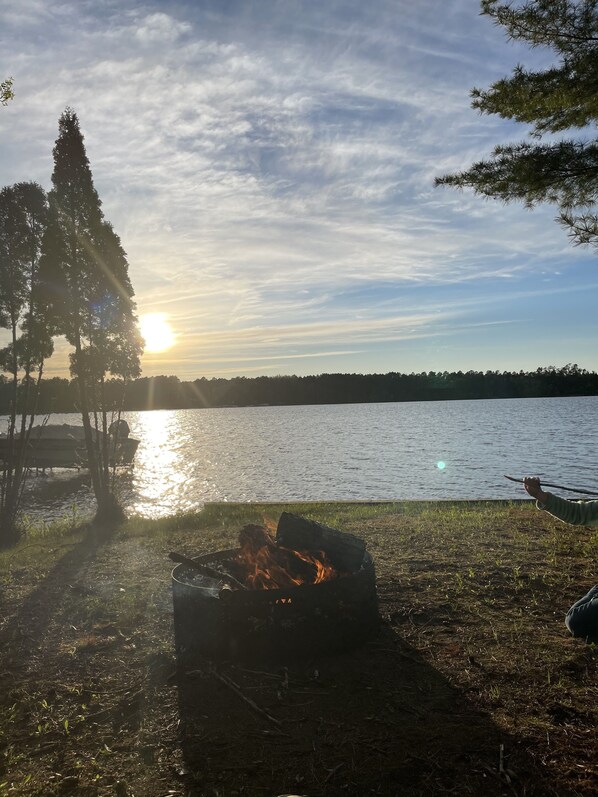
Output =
[{"x1": 6, "y1": 395, "x2": 598, "y2": 522}]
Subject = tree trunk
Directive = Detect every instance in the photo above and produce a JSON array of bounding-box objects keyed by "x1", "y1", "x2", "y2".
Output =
[
  {"x1": 0, "y1": 316, "x2": 21, "y2": 547},
  {"x1": 73, "y1": 341, "x2": 103, "y2": 507}
]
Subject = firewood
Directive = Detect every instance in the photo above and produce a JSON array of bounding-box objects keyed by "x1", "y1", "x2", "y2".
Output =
[
  {"x1": 238, "y1": 524, "x2": 275, "y2": 553},
  {"x1": 275, "y1": 512, "x2": 366, "y2": 572},
  {"x1": 237, "y1": 524, "x2": 318, "y2": 587}
]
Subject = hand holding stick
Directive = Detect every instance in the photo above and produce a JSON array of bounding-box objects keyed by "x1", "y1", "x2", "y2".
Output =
[
  {"x1": 504, "y1": 475, "x2": 598, "y2": 497},
  {"x1": 522, "y1": 477, "x2": 549, "y2": 502}
]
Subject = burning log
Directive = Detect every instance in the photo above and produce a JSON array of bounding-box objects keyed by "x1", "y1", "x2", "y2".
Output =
[
  {"x1": 236, "y1": 523, "x2": 334, "y2": 590},
  {"x1": 275, "y1": 512, "x2": 366, "y2": 572},
  {"x1": 238, "y1": 524, "x2": 277, "y2": 554},
  {"x1": 170, "y1": 514, "x2": 379, "y2": 662}
]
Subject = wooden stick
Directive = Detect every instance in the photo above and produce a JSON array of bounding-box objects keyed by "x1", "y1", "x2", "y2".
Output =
[
  {"x1": 168, "y1": 552, "x2": 248, "y2": 590},
  {"x1": 504, "y1": 475, "x2": 598, "y2": 497},
  {"x1": 209, "y1": 669, "x2": 284, "y2": 730}
]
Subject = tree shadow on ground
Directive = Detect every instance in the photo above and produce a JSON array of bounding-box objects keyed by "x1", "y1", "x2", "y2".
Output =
[
  {"x1": 0, "y1": 529, "x2": 179, "y2": 796},
  {"x1": 0, "y1": 530, "x2": 106, "y2": 688},
  {"x1": 176, "y1": 623, "x2": 555, "y2": 797}
]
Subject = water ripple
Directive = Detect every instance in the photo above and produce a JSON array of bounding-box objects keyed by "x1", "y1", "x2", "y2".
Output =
[{"x1": 6, "y1": 396, "x2": 598, "y2": 521}]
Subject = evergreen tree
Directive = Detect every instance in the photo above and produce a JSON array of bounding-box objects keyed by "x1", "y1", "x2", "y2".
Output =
[
  {"x1": 1, "y1": 78, "x2": 14, "y2": 106},
  {"x1": 436, "y1": 1, "x2": 598, "y2": 248},
  {"x1": 40, "y1": 108, "x2": 142, "y2": 526},
  {"x1": 0, "y1": 182, "x2": 51, "y2": 547}
]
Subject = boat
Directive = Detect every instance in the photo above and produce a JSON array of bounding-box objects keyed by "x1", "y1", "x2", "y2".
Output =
[{"x1": 0, "y1": 423, "x2": 139, "y2": 470}]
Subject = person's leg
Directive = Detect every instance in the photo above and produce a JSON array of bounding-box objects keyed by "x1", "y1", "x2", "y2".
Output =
[{"x1": 565, "y1": 585, "x2": 598, "y2": 641}]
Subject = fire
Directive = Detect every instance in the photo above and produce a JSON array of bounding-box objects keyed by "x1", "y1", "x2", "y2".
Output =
[{"x1": 235, "y1": 523, "x2": 338, "y2": 590}]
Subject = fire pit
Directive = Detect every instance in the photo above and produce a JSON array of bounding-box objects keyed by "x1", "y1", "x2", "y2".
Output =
[{"x1": 171, "y1": 513, "x2": 379, "y2": 663}]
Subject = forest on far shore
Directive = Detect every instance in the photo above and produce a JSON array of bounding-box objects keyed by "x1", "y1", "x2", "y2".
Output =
[{"x1": 1, "y1": 364, "x2": 596, "y2": 414}]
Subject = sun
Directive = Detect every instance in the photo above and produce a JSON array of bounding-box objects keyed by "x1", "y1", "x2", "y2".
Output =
[{"x1": 139, "y1": 313, "x2": 176, "y2": 353}]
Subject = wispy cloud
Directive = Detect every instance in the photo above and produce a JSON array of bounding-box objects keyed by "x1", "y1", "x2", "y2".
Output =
[{"x1": 1, "y1": 0, "x2": 596, "y2": 378}]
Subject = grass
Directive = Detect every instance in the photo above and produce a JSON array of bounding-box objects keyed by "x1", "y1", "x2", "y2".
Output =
[{"x1": 0, "y1": 500, "x2": 596, "y2": 796}]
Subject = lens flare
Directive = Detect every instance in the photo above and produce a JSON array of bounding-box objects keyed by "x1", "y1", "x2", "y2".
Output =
[{"x1": 436, "y1": 461, "x2": 446, "y2": 470}]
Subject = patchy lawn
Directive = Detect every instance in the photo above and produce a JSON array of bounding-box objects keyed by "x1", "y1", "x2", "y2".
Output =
[{"x1": 0, "y1": 501, "x2": 596, "y2": 796}]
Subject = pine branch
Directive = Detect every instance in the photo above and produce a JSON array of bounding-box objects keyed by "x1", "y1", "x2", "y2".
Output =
[{"x1": 482, "y1": 1, "x2": 598, "y2": 49}]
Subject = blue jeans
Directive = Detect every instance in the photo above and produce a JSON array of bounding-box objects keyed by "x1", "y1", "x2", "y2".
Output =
[{"x1": 565, "y1": 585, "x2": 598, "y2": 641}]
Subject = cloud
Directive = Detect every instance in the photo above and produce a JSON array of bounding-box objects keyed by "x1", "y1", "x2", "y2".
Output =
[
  {"x1": 134, "y1": 12, "x2": 191, "y2": 44},
  {"x1": 1, "y1": 0, "x2": 596, "y2": 379}
]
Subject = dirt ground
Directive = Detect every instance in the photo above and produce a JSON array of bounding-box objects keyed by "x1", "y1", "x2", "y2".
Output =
[{"x1": 0, "y1": 501, "x2": 596, "y2": 796}]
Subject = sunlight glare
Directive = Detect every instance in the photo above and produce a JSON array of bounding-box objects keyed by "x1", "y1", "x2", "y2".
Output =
[{"x1": 139, "y1": 313, "x2": 175, "y2": 353}]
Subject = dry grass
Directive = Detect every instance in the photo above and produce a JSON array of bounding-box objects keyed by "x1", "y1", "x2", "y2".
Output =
[{"x1": 0, "y1": 500, "x2": 596, "y2": 796}]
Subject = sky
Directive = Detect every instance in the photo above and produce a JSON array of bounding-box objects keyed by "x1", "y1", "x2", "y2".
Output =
[{"x1": 1, "y1": 0, "x2": 597, "y2": 380}]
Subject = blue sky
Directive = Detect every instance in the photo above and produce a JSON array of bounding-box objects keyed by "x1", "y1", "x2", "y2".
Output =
[{"x1": 1, "y1": 0, "x2": 596, "y2": 379}]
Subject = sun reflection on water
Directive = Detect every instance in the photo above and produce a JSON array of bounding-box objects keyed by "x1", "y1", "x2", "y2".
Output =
[{"x1": 128, "y1": 410, "x2": 196, "y2": 518}]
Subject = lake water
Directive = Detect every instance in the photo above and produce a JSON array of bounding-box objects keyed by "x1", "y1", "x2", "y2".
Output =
[{"x1": 6, "y1": 395, "x2": 598, "y2": 522}]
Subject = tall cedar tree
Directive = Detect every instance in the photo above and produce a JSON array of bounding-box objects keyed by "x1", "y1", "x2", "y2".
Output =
[
  {"x1": 0, "y1": 182, "x2": 51, "y2": 547},
  {"x1": 436, "y1": 0, "x2": 598, "y2": 248},
  {"x1": 40, "y1": 109, "x2": 142, "y2": 525}
]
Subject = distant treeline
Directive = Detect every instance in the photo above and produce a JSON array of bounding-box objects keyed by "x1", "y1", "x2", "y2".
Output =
[{"x1": 1, "y1": 364, "x2": 596, "y2": 414}]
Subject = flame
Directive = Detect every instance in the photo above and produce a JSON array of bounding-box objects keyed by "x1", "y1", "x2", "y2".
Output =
[{"x1": 235, "y1": 524, "x2": 338, "y2": 590}]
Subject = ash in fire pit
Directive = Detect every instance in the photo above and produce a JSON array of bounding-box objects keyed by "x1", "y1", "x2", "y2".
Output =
[{"x1": 171, "y1": 513, "x2": 379, "y2": 663}]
